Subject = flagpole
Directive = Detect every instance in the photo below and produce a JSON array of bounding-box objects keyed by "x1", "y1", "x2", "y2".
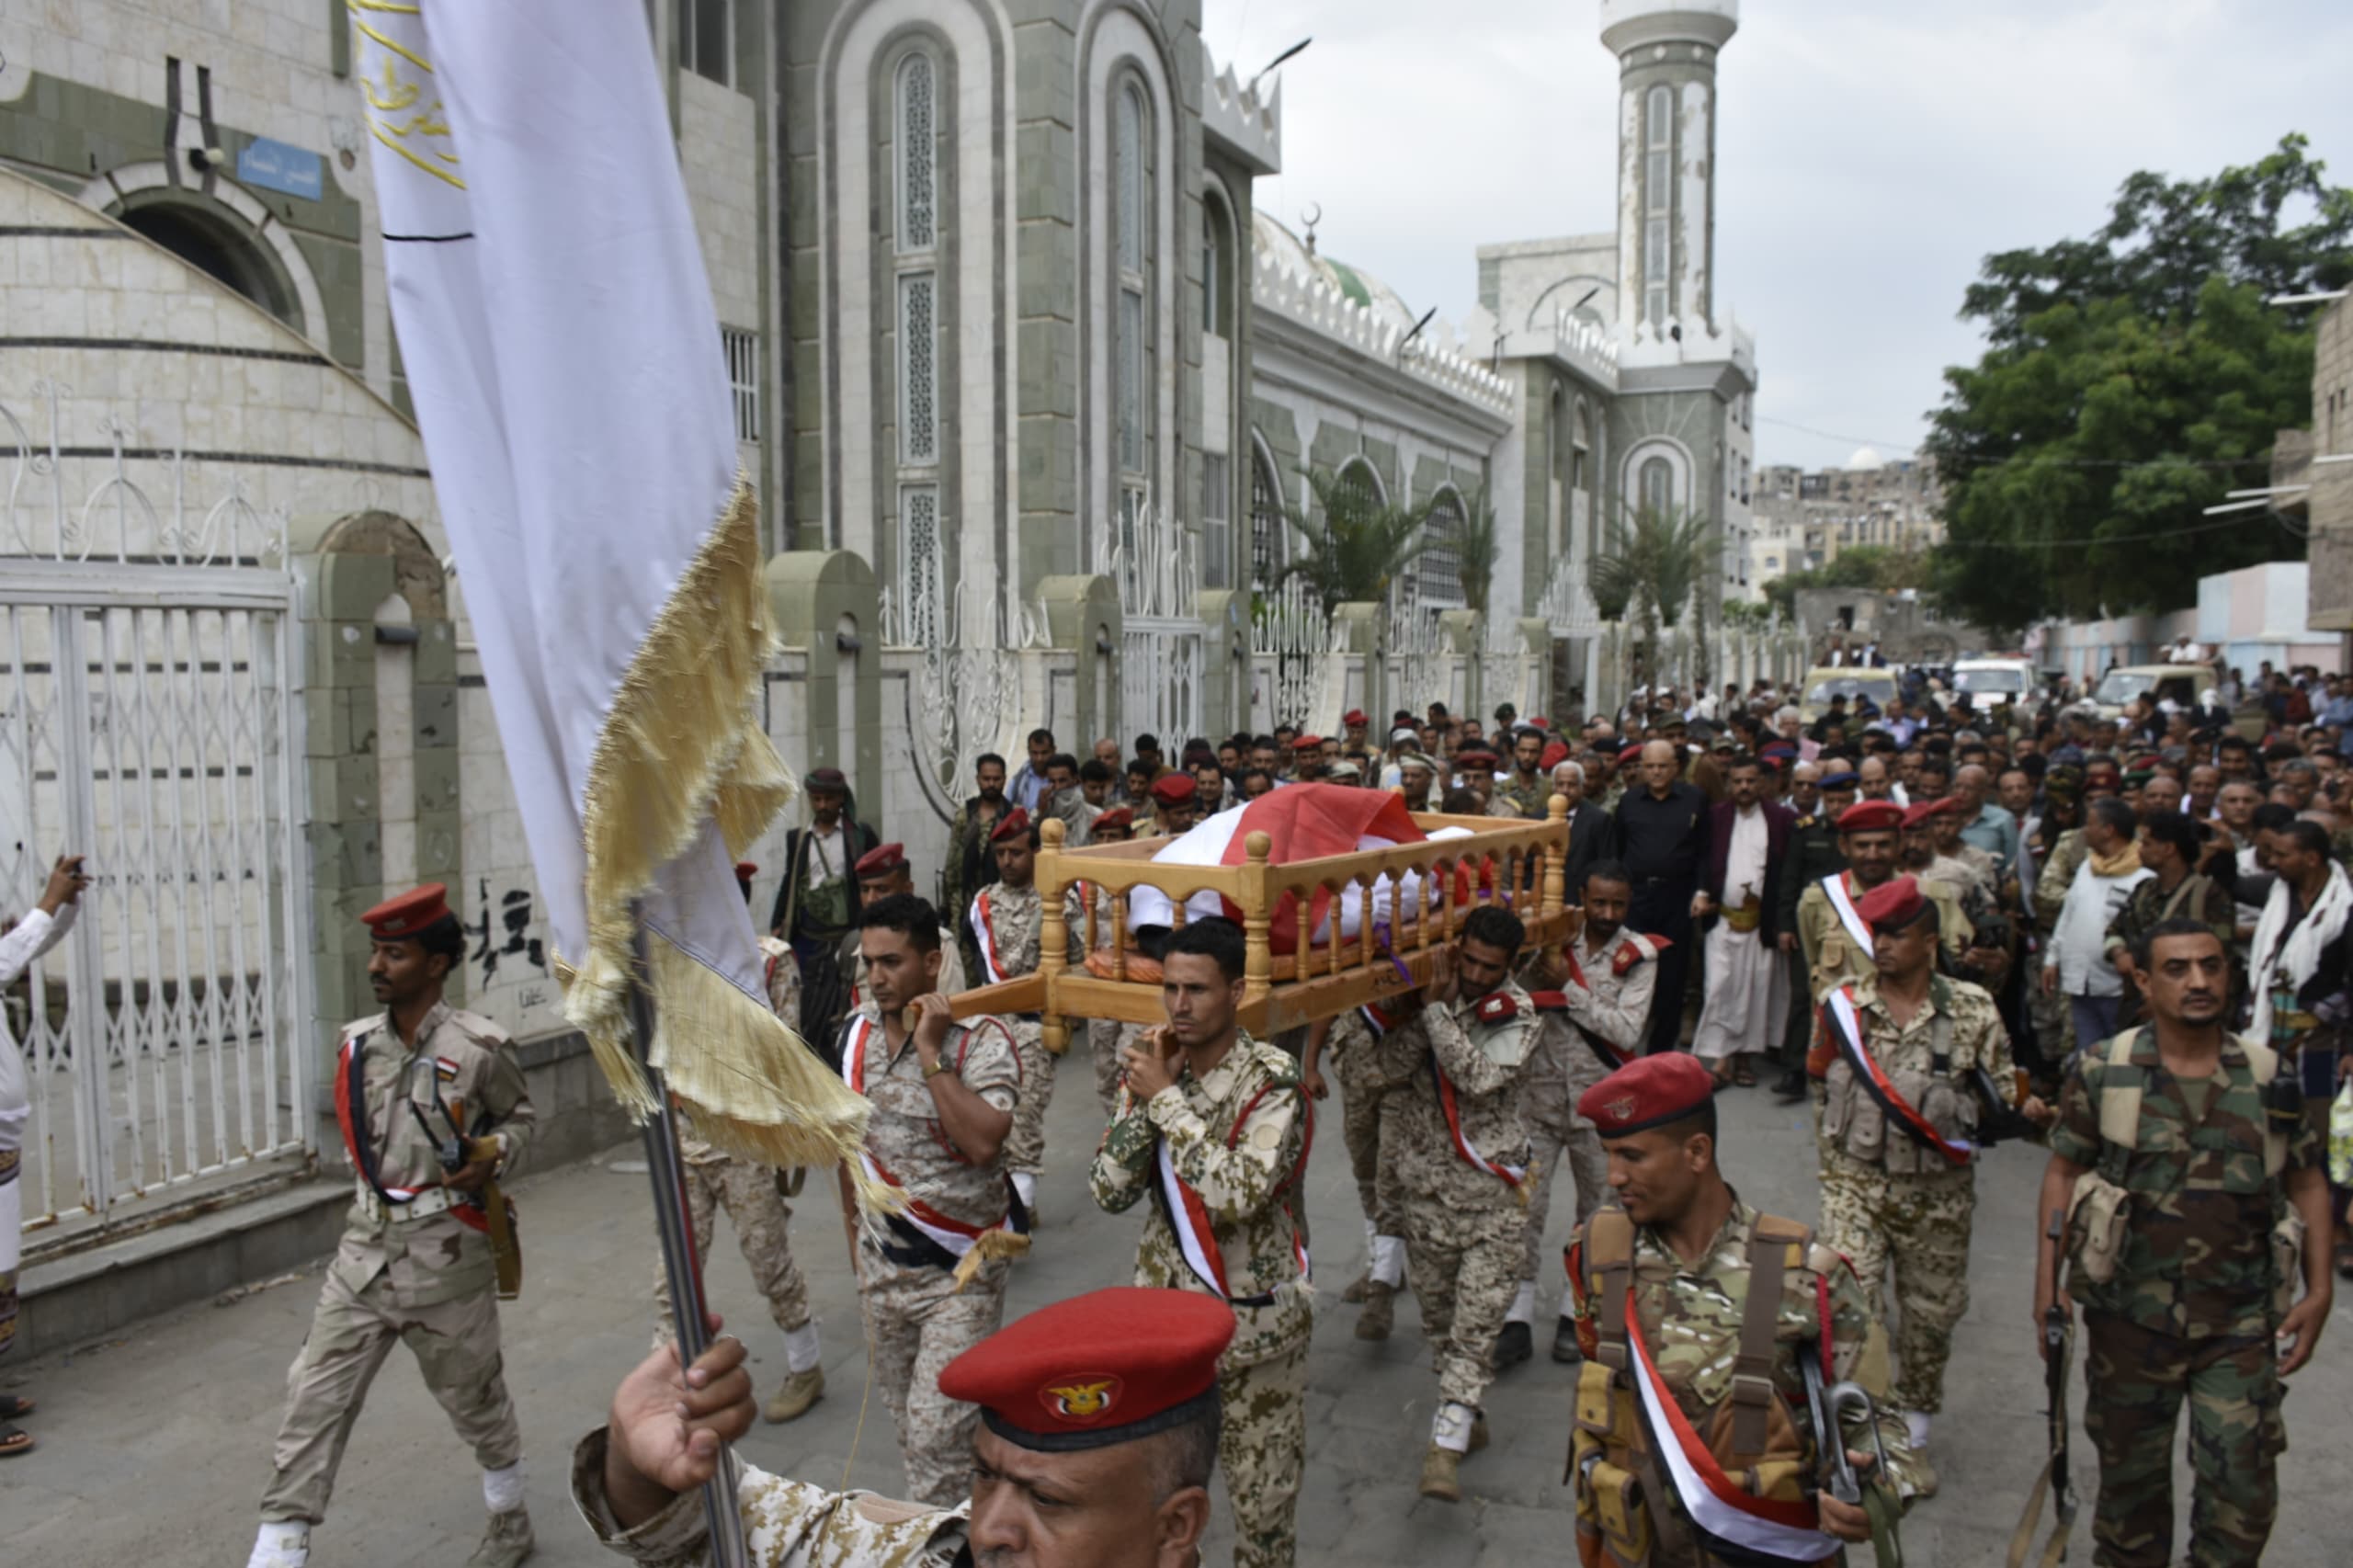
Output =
[{"x1": 628, "y1": 920, "x2": 753, "y2": 1568}]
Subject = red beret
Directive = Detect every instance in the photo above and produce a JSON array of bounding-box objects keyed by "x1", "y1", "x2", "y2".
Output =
[
  {"x1": 1527, "y1": 716, "x2": 1550, "y2": 729},
  {"x1": 938, "y1": 1287, "x2": 1233, "y2": 1452},
  {"x1": 1901, "y1": 798, "x2": 1961, "y2": 830},
  {"x1": 1618, "y1": 743, "x2": 1644, "y2": 763},
  {"x1": 854, "y1": 842, "x2": 907, "y2": 878},
  {"x1": 1454, "y1": 749, "x2": 1498, "y2": 769},
  {"x1": 1577, "y1": 1053, "x2": 1716, "y2": 1139},
  {"x1": 1856, "y1": 873, "x2": 1930, "y2": 930},
  {"x1": 1343, "y1": 709, "x2": 1369, "y2": 726},
  {"x1": 1292, "y1": 733, "x2": 1324, "y2": 752},
  {"x1": 1540, "y1": 741, "x2": 1572, "y2": 771},
  {"x1": 733, "y1": 860, "x2": 758, "y2": 882},
  {"x1": 1836, "y1": 801, "x2": 1904, "y2": 834},
  {"x1": 1149, "y1": 773, "x2": 1199, "y2": 807},
  {"x1": 991, "y1": 807, "x2": 1032, "y2": 844},
  {"x1": 1091, "y1": 806, "x2": 1135, "y2": 835},
  {"x1": 361, "y1": 883, "x2": 451, "y2": 939}
]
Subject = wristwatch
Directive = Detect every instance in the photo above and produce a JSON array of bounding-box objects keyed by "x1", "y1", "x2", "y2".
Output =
[{"x1": 922, "y1": 1059, "x2": 949, "y2": 1079}]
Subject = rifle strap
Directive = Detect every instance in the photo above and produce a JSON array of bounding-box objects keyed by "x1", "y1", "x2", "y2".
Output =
[
  {"x1": 2005, "y1": 1318, "x2": 2075, "y2": 1568},
  {"x1": 1587, "y1": 1208, "x2": 1635, "y2": 1372},
  {"x1": 1729, "y1": 1215, "x2": 1806, "y2": 1465}
]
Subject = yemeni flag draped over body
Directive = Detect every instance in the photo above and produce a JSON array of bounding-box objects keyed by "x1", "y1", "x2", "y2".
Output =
[{"x1": 353, "y1": 2, "x2": 867, "y2": 1167}]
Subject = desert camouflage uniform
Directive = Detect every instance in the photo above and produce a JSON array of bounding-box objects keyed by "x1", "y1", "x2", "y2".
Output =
[
  {"x1": 1321, "y1": 1007, "x2": 1404, "y2": 1239},
  {"x1": 1515, "y1": 933, "x2": 1655, "y2": 1296},
  {"x1": 260, "y1": 1003, "x2": 534, "y2": 1524},
  {"x1": 1563, "y1": 1199, "x2": 1927, "y2": 1522},
  {"x1": 1374, "y1": 981, "x2": 1539, "y2": 1414},
  {"x1": 655, "y1": 937, "x2": 812, "y2": 1345},
  {"x1": 966, "y1": 881, "x2": 1082, "y2": 1185},
  {"x1": 573, "y1": 1426, "x2": 972, "y2": 1565},
  {"x1": 1495, "y1": 770, "x2": 1552, "y2": 820},
  {"x1": 1089, "y1": 1031, "x2": 1311, "y2": 1568},
  {"x1": 1795, "y1": 869, "x2": 1972, "y2": 1001},
  {"x1": 1813, "y1": 971, "x2": 2016, "y2": 1415},
  {"x1": 2050, "y1": 1032, "x2": 2323, "y2": 1568},
  {"x1": 841, "y1": 1006, "x2": 1022, "y2": 1506}
]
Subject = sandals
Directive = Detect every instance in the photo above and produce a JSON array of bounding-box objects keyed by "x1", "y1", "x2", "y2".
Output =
[
  {"x1": 1733, "y1": 1060, "x2": 1757, "y2": 1088},
  {"x1": 0, "y1": 1422, "x2": 31, "y2": 1458},
  {"x1": 0, "y1": 1393, "x2": 31, "y2": 1420}
]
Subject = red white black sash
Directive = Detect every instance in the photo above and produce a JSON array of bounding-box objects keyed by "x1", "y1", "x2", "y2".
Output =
[
  {"x1": 1553, "y1": 940, "x2": 1631, "y2": 1070},
  {"x1": 1148, "y1": 1082, "x2": 1313, "y2": 1307},
  {"x1": 1823, "y1": 873, "x2": 1873, "y2": 952},
  {"x1": 1824, "y1": 985, "x2": 1974, "y2": 1166},
  {"x1": 1623, "y1": 1289, "x2": 1841, "y2": 1562},
  {"x1": 336, "y1": 1031, "x2": 428, "y2": 1204},
  {"x1": 843, "y1": 1015, "x2": 1023, "y2": 1257},
  {"x1": 970, "y1": 891, "x2": 1008, "y2": 984},
  {"x1": 1430, "y1": 1054, "x2": 1526, "y2": 1188}
]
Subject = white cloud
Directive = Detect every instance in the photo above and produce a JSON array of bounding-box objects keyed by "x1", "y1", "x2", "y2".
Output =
[{"x1": 1205, "y1": 0, "x2": 2353, "y2": 470}]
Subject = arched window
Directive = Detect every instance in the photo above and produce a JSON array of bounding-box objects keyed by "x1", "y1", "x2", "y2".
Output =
[
  {"x1": 1114, "y1": 81, "x2": 1154, "y2": 544},
  {"x1": 1336, "y1": 456, "x2": 1385, "y2": 510},
  {"x1": 1201, "y1": 189, "x2": 1233, "y2": 340},
  {"x1": 892, "y1": 48, "x2": 946, "y2": 642},
  {"x1": 1421, "y1": 487, "x2": 1465, "y2": 606},
  {"x1": 1640, "y1": 455, "x2": 1674, "y2": 518},
  {"x1": 1250, "y1": 443, "x2": 1285, "y2": 593},
  {"x1": 1643, "y1": 85, "x2": 1672, "y2": 326},
  {"x1": 120, "y1": 202, "x2": 299, "y2": 328}
]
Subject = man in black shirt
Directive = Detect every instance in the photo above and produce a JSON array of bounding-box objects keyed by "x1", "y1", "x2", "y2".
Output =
[{"x1": 1608, "y1": 740, "x2": 1711, "y2": 1054}]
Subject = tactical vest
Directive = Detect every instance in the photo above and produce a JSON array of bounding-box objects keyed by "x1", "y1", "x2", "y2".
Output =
[
  {"x1": 1815, "y1": 979, "x2": 1979, "y2": 1175},
  {"x1": 1571, "y1": 1209, "x2": 1827, "y2": 1568}
]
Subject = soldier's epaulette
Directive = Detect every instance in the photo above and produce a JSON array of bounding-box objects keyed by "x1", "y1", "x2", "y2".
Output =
[
  {"x1": 1250, "y1": 1039, "x2": 1303, "y2": 1091},
  {"x1": 338, "y1": 1014, "x2": 381, "y2": 1045},
  {"x1": 442, "y1": 1007, "x2": 516, "y2": 1051}
]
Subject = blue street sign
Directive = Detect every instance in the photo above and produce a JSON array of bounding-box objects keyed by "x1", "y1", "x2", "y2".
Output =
[{"x1": 237, "y1": 137, "x2": 324, "y2": 202}]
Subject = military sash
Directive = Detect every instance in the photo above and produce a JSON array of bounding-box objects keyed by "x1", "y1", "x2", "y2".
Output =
[
  {"x1": 1824, "y1": 985, "x2": 1974, "y2": 1167},
  {"x1": 1147, "y1": 1079, "x2": 1313, "y2": 1308},
  {"x1": 1624, "y1": 1290, "x2": 1842, "y2": 1562},
  {"x1": 841, "y1": 1014, "x2": 1026, "y2": 1260},
  {"x1": 1427, "y1": 994, "x2": 1528, "y2": 1190},
  {"x1": 335, "y1": 1031, "x2": 428, "y2": 1205},
  {"x1": 970, "y1": 890, "x2": 1009, "y2": 984},
  {"x1": 1823, "y1": 872, "x2": 1872, "y2": 952}
]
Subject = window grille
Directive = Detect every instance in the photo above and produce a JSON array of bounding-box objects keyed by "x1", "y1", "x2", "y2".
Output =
[
  {"x1": 899, "y1": 273, "x2": 937, "y2": 465},
  {"x1": 722, "y1": 326, "x2": 760, "y2": 444}
]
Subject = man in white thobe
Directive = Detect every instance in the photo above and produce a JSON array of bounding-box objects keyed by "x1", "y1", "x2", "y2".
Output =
[{"x1": 1690, "y1": 757, "x2": 1793, "y2": 1081}]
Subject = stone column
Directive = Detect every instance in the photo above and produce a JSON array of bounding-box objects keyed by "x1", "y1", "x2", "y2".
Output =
[
  {"x1": 1333, "y1": 602, "x2": 1384, "y2": 733},
  {"x1": 1198, "y1": 589, "x2": 1250, "y2": 741},
  {"x1": 767, "y1": 550, "x2": 882, "y2": 807},
  {"x1": 1038, "y1": 574, "x2": 1122, "y2": 749}
]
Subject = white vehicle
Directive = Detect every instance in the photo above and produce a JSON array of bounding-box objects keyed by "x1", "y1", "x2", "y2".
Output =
[{"x1": 1951, "y1": 657, "x2": 2036, "y2": 706}]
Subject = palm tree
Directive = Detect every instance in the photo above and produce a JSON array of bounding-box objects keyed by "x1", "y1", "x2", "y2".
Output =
[
  {"x1": 1276, "y1": 467, "x2": 1429, "y2": 612},
  {"x1": 1452, "y1": 483, "x2": 1502, "y2": 615},
  {"x1": 1586, "y1": 503, "x2": 1719, "y2": 687}
]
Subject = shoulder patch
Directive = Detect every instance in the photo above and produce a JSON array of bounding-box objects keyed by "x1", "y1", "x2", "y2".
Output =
[
  {"x1": 1475, "y1": 992, "x2": 1521, "y2": 1025},
  {"x1": 1612, "y1": 937, "x2": 1662, "y2": 974}
]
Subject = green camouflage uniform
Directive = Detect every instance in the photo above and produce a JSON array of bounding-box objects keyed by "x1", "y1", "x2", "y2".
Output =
[
  {"x1": 1495, "y1": 768, "x2": 1552, "y2": 820},
  {"x1": 2099, "y1": 872, "x2": 2234, "y2": 975},
  {"x1": 2049, "y1": 1033, "x2": 2324, "y2": 1568},
  {"x1": 1813, "y1": 972, "x2": 2017, "y2": 1415},
  {"x1": 1373, "y1": 982, "x2": 1540, "y2": 1415},
  {"x1": 1563, "y1": 1199, "x2": 1927, "y2": 1507},
  {"x1": 1089, "y1": 1031, "x2": 1311, "y2": 1568}
]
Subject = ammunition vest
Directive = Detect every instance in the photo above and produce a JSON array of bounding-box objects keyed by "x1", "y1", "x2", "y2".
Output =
[{"x1": 1816, "y1": 981, "x2": 1980, "y2": 1176}]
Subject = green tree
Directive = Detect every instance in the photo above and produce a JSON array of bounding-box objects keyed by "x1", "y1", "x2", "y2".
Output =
[
  {"x1": 1588, "y1": 504, "x2": 1719, "y2": 684},
  {"x1": 1450, "y1": 483, "x2": 1501, "y2": 614},
  {"x1": 1925, "y1": 135, "x2": 2351, "y2": 631},
  {"x1": 1277, "y1": 467, "x2": 1428, "y2": 611},
  {"x1": 1761, "y1": 544, "x2": 1927, "y2": 619}
]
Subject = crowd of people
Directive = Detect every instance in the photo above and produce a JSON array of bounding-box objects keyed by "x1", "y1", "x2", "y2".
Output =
[{"x1": 11, "y1": 663, "x2": 2316, "y2": 1565}]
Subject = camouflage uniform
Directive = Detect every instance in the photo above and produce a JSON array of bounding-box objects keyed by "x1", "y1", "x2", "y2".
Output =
[
  {"x1": 1495, "y1": 769, "x2": 1552, "y2": 820},
  {"x1": 1514, "y1": 933, "x2": 1655, "y2": 1299},
  {"x1": 1375, "y1": 982, "x2": 1539, "y2": 1415},
  {"x1": 845, "y1": 926, "x2": 965, "y2": 1019},
  {"x1": 966, "y1": 880, "x2": 1083, "y2": 1191},
  {"x1": 573, "y1": 1426, "x2": 973, "y2": 1564},
  {"x1": 2099, "y1": 872, "x2": 2234, "y2": 974},
  {"x1": 656, "y1": 938, "x2": 812, "y2": 1346},
  {"x1": 2049, "y1": 1032, "x2": 2324, "y2": 1568},
  {"x1": 1322, "y1": 1007, "x2": 1404, "y2": 1244},
  {"x1": 1563, "y1": 1199, "x2": 1927, "y2": 1545},
  {"x1": 841, "y1": 1006, "x2": 1023, "y2": 1506},
  {"x1": 1089, "y1": 1031, "x2": 1311, "y2": 1568},
  {"x1": 1794, "y1": 869, "x2": 1972, "y2": 1001},
  {"x1": 260, "y1": 1003, "x2": 535, "y2": 1524},
  {"x1": 1813, "y1": 971, "x2": 2017, "y2": 1415}
]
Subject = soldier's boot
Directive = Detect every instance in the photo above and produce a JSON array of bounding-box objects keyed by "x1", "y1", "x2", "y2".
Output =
[
  {"x1": 245, "y1": 1522, "x2": 311, "y2": 1568},
  {"x1": 765, "y1": 1366, "x2": 825, "y2": 1424},
  {"x1": 467, "y1": 1508, "x2": 535, "y2": 1568},
  {"x1": 1770, "y1": 1068, "x2": 1809, "y2": 1103},
  {"x1": 1904, "y1": 1413, "x2": 1938, "y2": 1498},
  {"x1": 1341, "y1": 1270, "x2": 1371, "y2": 1304},
  {"x1": 1552, "y1": 1315, "x2": 1583, "y2": 1364},
  {"x1": 1493, "y1": 1320, "x2": 1532, "y2": 1370},
  {"x1": 1355, "y1": 1281, "x2": 1394, "y2": 1341},
  {"x1": 1421, "y1": 1403, "x2": 1476, "y2": 1503}
]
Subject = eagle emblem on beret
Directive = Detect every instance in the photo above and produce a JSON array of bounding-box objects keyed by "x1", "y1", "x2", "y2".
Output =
[
  {"x1": 1604, "y1": 1096, "x2": 1637, "y2": 1124},
  {"x1": 1045, "y1": 1378, "x2": 1120, "y2": 1419}
]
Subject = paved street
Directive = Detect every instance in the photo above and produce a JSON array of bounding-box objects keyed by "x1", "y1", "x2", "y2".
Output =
[{"x1": 7, "y1": 1057, "x2": 2351, "y2": 1566}]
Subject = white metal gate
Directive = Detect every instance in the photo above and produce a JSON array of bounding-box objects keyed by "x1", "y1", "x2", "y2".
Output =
[
  {"x1": 1104, "y1": 498, "x2": 1205, "y2": 745},
  {"x1": 4, "y1": 392, "x2": 310, "y2": 1241},
  {"x1": 1250, "y1": 576, "x2": 1333, "y2": 731}
]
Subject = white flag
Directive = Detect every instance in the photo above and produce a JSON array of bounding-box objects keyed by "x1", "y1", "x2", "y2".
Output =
[{"x1": 354, "y1": 0, "x2": 867, "y2": 1165}]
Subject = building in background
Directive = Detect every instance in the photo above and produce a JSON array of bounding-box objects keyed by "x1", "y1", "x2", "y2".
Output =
[
  {"x1": 1751, "y1": 449, "x2": 1945, "y2": 586},
  {"x1": 0, "y1": 0, "x2": 1790, "y2": 1340}
]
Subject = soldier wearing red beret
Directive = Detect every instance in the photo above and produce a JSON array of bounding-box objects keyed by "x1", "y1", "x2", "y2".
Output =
[
  {"x1": 1794, "y1": 800, "x2": 1968, "y2": 1006},
  {"x1": 847, "y1": 843, "x2": 966, "y2": 1027},
  {"x1": 250, "y1": 885, "x2": 539, "y2": 1568},
  {"x1": 1563, "y1": 1054, "x2": 1921, "y2": 1561},
  {"x1": 586, "y1": 1287, "x2": 1235, "y2": 1565},
  {"x1": 968, "y1": 809, "x2": 1085, "y2": 1219},
  {"x1": 1146, "y1": 770, "x2": 1200, "y2": 837}
]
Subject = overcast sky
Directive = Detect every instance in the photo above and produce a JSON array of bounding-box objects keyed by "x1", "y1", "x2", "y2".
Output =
[{"x1": 1202, "y1": 0, "x2": 2353, "y2": 472}]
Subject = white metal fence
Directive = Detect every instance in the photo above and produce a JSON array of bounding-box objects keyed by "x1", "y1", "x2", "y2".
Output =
[
  {"x1": 1102, "y1": 498, "x2": 1205, "y2": 746},
  {"x1": 1248, "y1": 576, "x2": 1335, "y2": 733},
  {"x1": 3, "y1": 385, "x2": 310, "y2": 1241}
]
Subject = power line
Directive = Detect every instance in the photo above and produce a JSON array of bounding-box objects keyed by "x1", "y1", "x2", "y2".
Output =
[{"x1": 1917, "y1": 510, "x2": 2300, "y2": 551}]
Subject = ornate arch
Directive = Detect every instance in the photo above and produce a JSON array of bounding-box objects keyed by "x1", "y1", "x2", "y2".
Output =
[{"x1": 84, "y1": 163, "x2": 326, "y2": 347}]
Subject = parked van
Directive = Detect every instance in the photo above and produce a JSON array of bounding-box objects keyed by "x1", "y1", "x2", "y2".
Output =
[
  {"x1": 1798, "y1": 666, "x2": 1898, "y2": 724},
  {"x1": 1951, "y1": 657, "x2": 2038, "y2": 708}
]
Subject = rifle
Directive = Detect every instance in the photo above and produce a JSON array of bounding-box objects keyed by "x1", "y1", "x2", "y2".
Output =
[
  {"x1": 410, "y1": 1094, "x2": 524, "y2": 1300},
  {"x1": 1798, "y1": 1342, "x2": 1905, "y2": 1568},
  {"x1": 2008, "y1": 1210, "x2": 2077, "y2": 1567}
]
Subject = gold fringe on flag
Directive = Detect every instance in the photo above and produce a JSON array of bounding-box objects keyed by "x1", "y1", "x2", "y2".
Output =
[{"x1": 562, "y1": 473, "x2": 875, "y2": 1177}]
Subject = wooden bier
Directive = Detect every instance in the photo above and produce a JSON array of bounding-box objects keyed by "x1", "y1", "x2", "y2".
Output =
[{"x1": 946, "y1": 795, "x2": 1573, "y2": 1048}]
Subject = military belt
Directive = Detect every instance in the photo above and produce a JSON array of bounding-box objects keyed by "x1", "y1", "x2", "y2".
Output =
[{"x1": 353, "y1": 1181, "x2": 459, "y2": 1226}]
